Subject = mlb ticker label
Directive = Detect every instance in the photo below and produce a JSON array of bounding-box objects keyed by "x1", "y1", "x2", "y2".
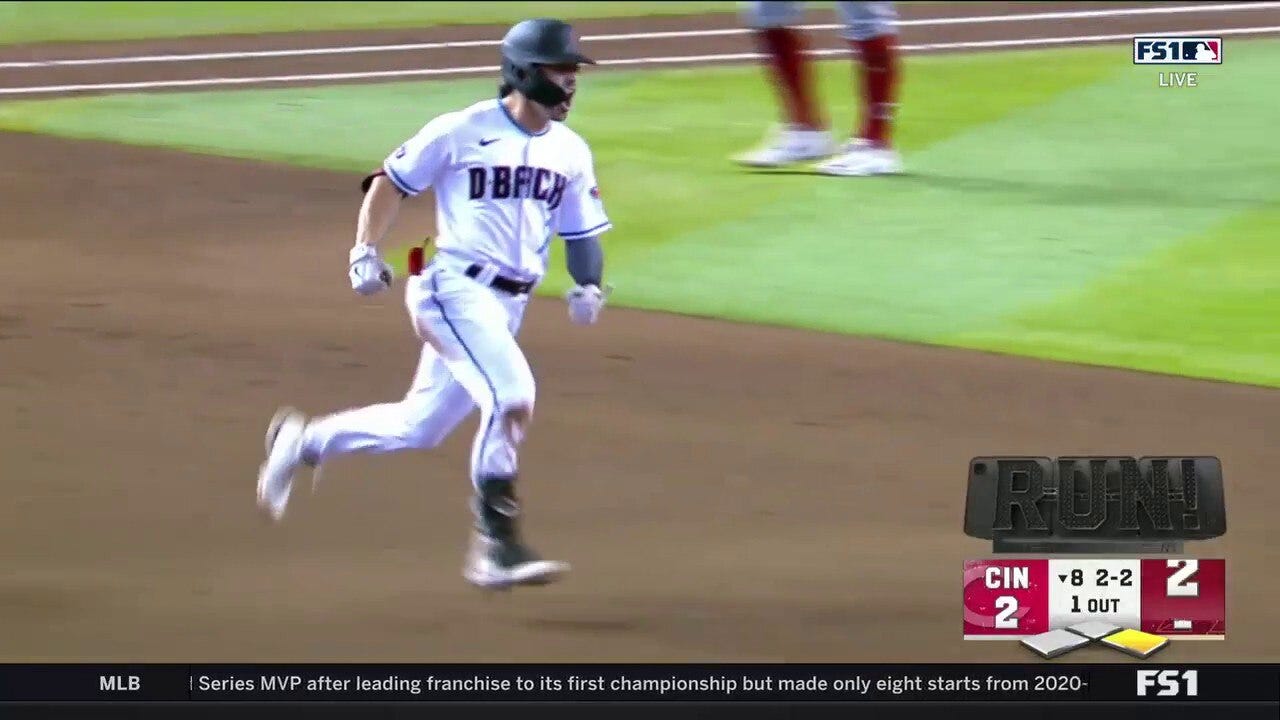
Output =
[{"x1": 963, "y1": 558, "x2": 1225, "y2": 641}]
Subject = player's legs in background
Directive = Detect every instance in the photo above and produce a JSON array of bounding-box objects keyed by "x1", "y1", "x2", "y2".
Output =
[
  {"x1": 815, "y1": 1, "x2": 904, "y2": 176},
  {"x1": 752, "y1": 0, "x2": 824, "y2": 130},
  {"x1": 733, "y1": 1, "x2": 837, "y2": 167},
  {"x1": 411, "y1": 266, "x2": 568, "y2": 589},
  {"x1": 847, "y1": 1, "x2": 901, "y2": 149}
]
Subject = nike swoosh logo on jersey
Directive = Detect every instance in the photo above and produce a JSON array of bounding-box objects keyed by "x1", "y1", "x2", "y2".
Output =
[{"x1": 479, "y1": 138, "x2": 500, "y2": 146}]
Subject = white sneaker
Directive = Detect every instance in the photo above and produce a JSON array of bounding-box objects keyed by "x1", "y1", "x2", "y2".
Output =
[
  {"x1": 256, "y1": 406, "x2": 308, "y2": 522},
  {"x1": 733, "y1": 124, "x2": 837, "y2": 167},
  {"x1": 814, "y1": 138, "x2": 903, "y2": 176},
  {"x1": 462, "y1": 532, "x2": 571, "y2": 590}
]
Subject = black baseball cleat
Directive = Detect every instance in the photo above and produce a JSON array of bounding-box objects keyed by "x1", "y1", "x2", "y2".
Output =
[{"x1": 462, "y1": 475, "x2": 570, "y2": 590}]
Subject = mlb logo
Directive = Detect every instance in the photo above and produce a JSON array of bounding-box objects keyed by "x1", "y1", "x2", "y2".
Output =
[{"x1": 1133, "y1": 36, "x2": 1222, "y2": 64}]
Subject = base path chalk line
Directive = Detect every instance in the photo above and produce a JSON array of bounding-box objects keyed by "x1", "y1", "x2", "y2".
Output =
[
  {"x1": 0, "y1": 2, "x2": 1276, "y2": 69},
  {"x1": 2, "y1": 24, "x2": 1277, "y2": 97}
]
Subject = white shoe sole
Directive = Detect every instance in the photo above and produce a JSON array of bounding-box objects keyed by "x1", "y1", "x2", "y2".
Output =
[
  {"x1": 815, "y1": 156, "x2": 903, "y2": 176},
  {"x1": 464, "y1": 560, "x2": 571, "y2": 590},
  {"x1": 256, "y1": 406, "x2": 304, "y2": 522},
  {"x1": 734, "y1": 150, "x2": 836, "y2": 168}
]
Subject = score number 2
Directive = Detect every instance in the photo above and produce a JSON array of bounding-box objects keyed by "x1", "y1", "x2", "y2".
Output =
[
  {"x1": 1167, "y1": 559, "x2": 1200, "y2": 597},
  {"x1": 995, "y1": 596, "x2": 1019, "y2": 628}
]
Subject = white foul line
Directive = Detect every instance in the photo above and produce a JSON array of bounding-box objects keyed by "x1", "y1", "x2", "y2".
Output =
[
  {"x1": 1, "y1": 2, "x2": 1277, "y2": 69},
  {"x1": 2, "y1": 25, "x2": 1278, "y2": 97}
]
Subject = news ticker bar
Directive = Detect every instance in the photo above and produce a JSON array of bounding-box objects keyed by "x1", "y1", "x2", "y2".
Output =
[{"x1": 0, "y1": 665, "x2": 1275, "y2": 703}]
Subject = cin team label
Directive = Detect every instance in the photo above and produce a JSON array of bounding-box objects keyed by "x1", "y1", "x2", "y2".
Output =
[
  {"x1": 962, "y1": 559, "x2": 1050, "y2": 638},
  {"x1": 963, "y1": 558, "x2": 1225, "y2": 640}
]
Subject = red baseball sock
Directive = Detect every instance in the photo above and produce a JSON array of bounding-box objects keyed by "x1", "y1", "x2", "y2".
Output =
[
  {"x1": 851, "y1": 34, "x2": 899, "y2": 148},
  {"x1": 757, "y1": 27, "x2": 823, "y2": 130}
]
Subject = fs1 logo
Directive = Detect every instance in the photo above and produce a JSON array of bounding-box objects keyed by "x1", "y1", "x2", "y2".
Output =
[
  {"x1": 1137, "y1": 670, "x2": 1198, "y2": 697},
  {"x1": 1134, "y1": 37, "x2": 1222, "y2": 64}
]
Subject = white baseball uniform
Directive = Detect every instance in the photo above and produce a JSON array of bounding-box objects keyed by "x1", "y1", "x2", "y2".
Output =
[{"x1": 301, "y1": 97, "x2": 611, "y2": 486}]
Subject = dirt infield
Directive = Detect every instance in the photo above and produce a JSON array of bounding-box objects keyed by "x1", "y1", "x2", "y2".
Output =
[{"x1": 1, "y1": 4, "x2": 1277, "y2": 663}]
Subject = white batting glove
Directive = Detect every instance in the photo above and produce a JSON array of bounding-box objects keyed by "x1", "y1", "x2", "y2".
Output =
[
  {"x1": 565, "y1": 283, "x2": 609, "y2": 325},
  {"x1": 348, "y1": 242, "x2": 393, "y2": 296}
]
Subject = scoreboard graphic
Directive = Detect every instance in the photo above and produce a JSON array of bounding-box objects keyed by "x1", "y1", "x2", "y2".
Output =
[{"x1": 963, "y1": 558, "x2": 1225, "y2": 643}]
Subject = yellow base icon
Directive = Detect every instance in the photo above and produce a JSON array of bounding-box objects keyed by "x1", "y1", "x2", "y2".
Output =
[{"x1": 1101, "y1": 628, "x2": 1170, "y2": 659}]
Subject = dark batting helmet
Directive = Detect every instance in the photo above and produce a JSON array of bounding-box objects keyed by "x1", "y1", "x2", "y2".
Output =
[{"x1": 499, "y1": 18, "x2": 594, "y2": 107}]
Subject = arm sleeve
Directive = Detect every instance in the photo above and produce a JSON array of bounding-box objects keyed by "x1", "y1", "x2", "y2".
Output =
[
  {"x1": 557, "y1": 145, "x2": 612, "y2": 241},
  {"x1": 564, "y1": 234, "x2": 604, "y2": 287},
  {"x1": 381, "y1": 114, "x2": 456, "y2": 197}
]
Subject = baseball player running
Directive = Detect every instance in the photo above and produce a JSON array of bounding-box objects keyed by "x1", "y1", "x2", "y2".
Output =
[
  {"x1": 256, "y1": 19, "x2": 612, "y2": 591},
  {"x1": 734, "y1": 1, "x2": 903, "y2": 175}
]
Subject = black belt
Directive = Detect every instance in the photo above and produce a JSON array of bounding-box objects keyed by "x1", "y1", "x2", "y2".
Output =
[{"x1": 465, "y1": 264, "x2": 536, "y2": 295}]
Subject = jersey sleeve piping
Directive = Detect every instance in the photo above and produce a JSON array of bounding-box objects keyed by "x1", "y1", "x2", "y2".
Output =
[
  {"x1": 560, "y1": 221, "x2": 612, "y2": 240},
  {"x1": 382, "y1": 160, "x2": 423, "y2": 196}
]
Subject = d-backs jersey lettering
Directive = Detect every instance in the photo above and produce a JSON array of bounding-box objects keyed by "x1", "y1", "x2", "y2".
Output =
[{"x1": 382, "y1": 98, "x2": 611, "y2": 281}]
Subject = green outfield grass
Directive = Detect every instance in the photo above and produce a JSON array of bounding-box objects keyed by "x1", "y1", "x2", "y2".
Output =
[
  {"x1": 0, "y1": 1, "x2": 738, "y2": 45},
  {"x1": 1, "y1": 41, "x2": 1276, "y2": 387},
  {"x1": 946, "y1": 203, "x2": 1280, "y2": 388}
]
